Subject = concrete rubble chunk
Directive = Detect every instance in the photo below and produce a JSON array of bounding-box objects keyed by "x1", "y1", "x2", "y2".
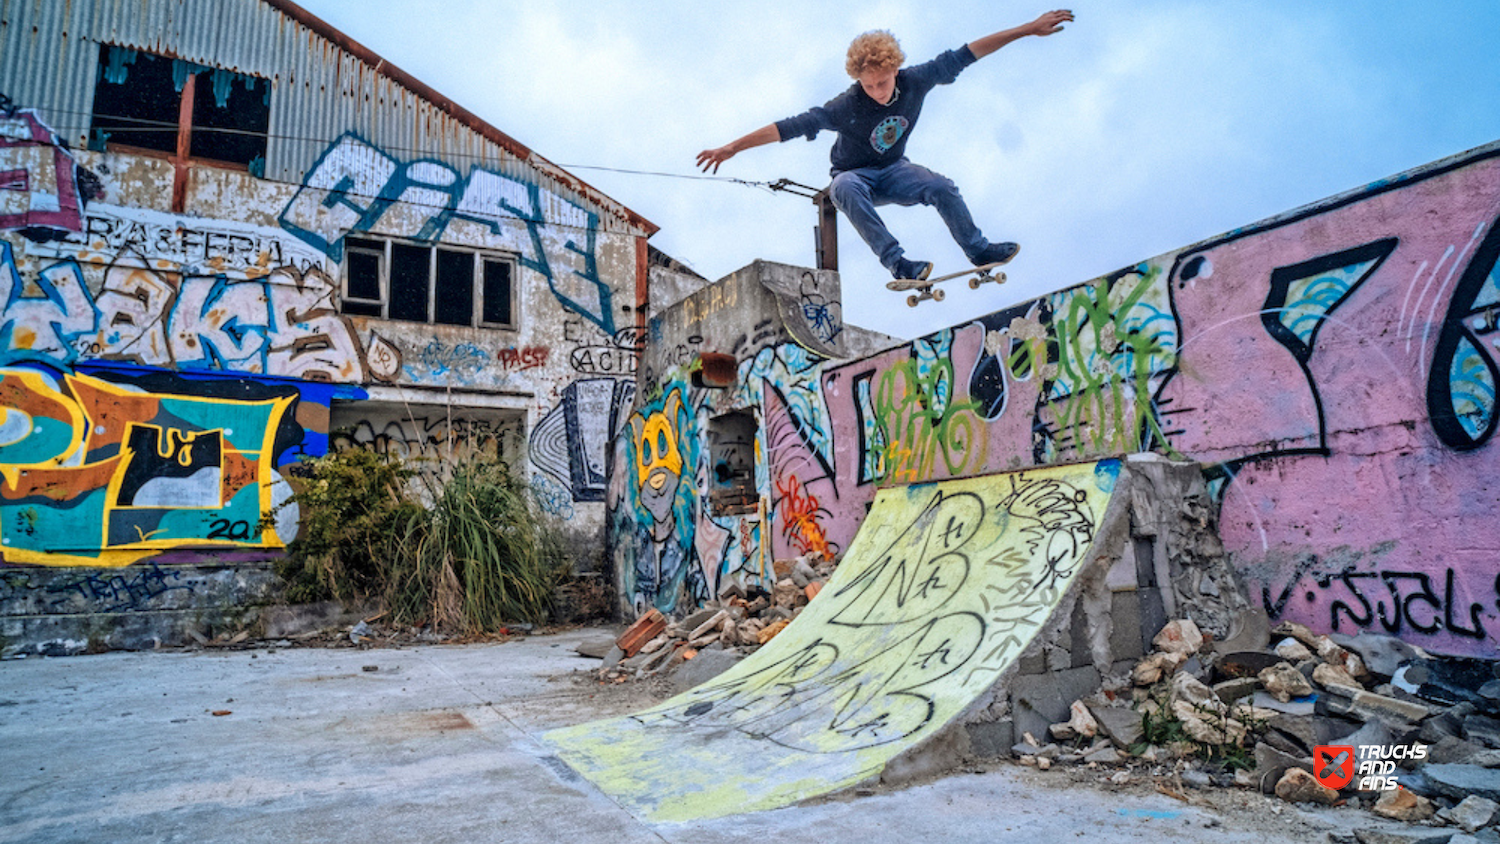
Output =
[
  {"x1": 1212, "y1": 676, "x2": 1261, "y2": 704},
  {"x1": 1083, "y1": 745, "x2": 1121, "y2": 764},
  {"x1": 688, "y1": 609, "x2": 729, "y2": 641},
  {"x1": 669, "y1": 647, "x2": 742, "y2": 693},
  {"x1": 1314, "y1": 661, "x2": 1361, "y2": 690},
  {"x1": 1212, "y1": 607, "x2": 1271, "y2": 655},
  {"x1": 1274, "y1": 767, "x2": 1338, "y2": 804},
  {"x1": 1133, "y1": 651, "x2": 1186, "y2": 686},
  {"x1": 1321, "y1": 682, "x2": 1435, "y2": 724},
  {"x1": 1353, "y1": 828, "x2": 1464, "y2": 844},
  {"x1": 1260, "y1": 662, "x2": 1315, "y2": 703},
  {"x1": 1441, "y1": 795, "x2": 1500, "y2": 832},
  {"x1": 1371, "y1": 787, "x2": 1436, "y2": 822},
  {"x1": 678, "y1": 607, "x2": 720, "y2": 633},
  {"x1": 1254, "y1": 741, "x2": 1311, "y2": 795},
  {"x1": 1173, "y1": 699, "x2": 1246, "y2": 745},
  {"x1": 1270, "y1": 621, "x2": 1321, "y2": 649},
  {"x1": 1466, "y1": 714, "x2": 1500, "y2": 749},
  {"x1": 1152, "y1": 619, "x2": 1204, "y2": 656},
  {"x1": 1423, "y1": 763, "x2": 1500, "y2": 803},
  {"x1": 1329, "y1": 632, "x2": 1425, "y2": 680},
  {"x1": 1315, "y1": 637, "x2": 1369, "y2": 679},
  {"x1": 1171, "y1": 671, "x2": 1222, "y2": 710},
  {"x1": 1089, "y1": 704, "x2": 1145, "y2": 749},
  {"x1": 574, "y1": 636, "x2": 617, "y2": 659},
  {"x1": 1275, "y1": 637, "x2": 1314, "y2": 662}
]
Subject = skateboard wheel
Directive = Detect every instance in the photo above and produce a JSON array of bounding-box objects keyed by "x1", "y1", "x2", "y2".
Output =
[
  {"x1": 968, "y1": 276, "x2": 982, "y2": 289},
  {"x1": 996, "y1": 272, "x2": 1006, "y2": 284},
  {"x1": 907, "y1": 294, "x2": 919, "y2": 307},
  {"x1": 933, "y1": 288, "x2": 945, "y2": 302}
]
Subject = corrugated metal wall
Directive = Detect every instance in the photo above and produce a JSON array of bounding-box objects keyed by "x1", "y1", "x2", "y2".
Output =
[{"x1": 0, "y1": 0, "x2": 646, "y2": 235}]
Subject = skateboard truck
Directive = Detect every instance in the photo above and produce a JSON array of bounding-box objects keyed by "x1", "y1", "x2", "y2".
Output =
[{"x1": 886, "y1": 261, "x2": 1009, "y2": 307}]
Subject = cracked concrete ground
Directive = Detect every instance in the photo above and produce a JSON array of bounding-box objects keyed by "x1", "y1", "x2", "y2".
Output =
[{"x1": 0, "y1": 626, "x2": 1415, "y2": 843}]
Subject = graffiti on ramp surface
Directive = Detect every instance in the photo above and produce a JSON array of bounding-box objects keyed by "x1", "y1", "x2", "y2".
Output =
[{"x1": 545, "y1": 460, "x2": 1120, "y2": 822}]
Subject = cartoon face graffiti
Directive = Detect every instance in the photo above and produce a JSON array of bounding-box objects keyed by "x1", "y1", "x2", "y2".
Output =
[{"x1": 633, "y1": 392, "x2": 684, "y2": 541}]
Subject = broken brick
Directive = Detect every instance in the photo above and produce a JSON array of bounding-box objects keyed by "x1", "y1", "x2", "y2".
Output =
[{"x1": 616, "y1": 608, "x2": 667, "y2": 657}]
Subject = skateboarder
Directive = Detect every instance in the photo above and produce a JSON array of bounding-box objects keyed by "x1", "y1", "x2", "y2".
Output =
[{"x1": 696, "y1": 10, "x2": 1073, "y2": 283}]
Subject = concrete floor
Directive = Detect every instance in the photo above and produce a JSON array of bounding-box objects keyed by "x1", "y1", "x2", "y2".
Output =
[{"x1": 0, "y1": 626, "x2": 1410, "y2": 843}]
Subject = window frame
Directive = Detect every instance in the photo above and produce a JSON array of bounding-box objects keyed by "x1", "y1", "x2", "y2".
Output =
[
  {"x1": 88, "y1": 43, "x2": 271, "y2": 173},
  {"x1": 339, "y1": 236, "x2": 519, "y2": 330}
]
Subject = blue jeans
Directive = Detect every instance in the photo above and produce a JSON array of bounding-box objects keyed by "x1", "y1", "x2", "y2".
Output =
[{"x1": 828, "y1": 158, "x2": 989, "y2": 274}]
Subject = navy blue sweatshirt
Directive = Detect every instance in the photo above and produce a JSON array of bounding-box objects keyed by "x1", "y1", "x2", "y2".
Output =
[{"x1": 774, "y1": 45, "x2": 978, "y2": 174}]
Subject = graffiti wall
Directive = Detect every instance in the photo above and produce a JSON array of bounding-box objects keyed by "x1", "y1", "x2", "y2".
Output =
[
  {"x1": 2, "y1": 98, "x2": 643, "y2": 573},
  {"x1": 620, "y1": 141, "x2": 1500, "y2": 658}
]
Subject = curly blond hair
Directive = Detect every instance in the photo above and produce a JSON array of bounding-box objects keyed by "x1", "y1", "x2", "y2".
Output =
[{"x1": 845, "y1": 30, "x2": 904, "y2": 77}]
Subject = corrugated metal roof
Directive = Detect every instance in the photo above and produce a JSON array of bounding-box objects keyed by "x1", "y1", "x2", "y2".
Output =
[{"x1": 0, "y1": 0, "x2": 656, "y2": 235}]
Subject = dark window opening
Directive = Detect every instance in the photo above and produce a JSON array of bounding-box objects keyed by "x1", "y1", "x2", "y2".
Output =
[
  {"x1": 434, "y1": 248, "x2": 474, "y2": 326},
  {"x1": 340, "y1": 237, "x2": 517, "y2": 329},
  {"x1": 481, "y1": 259, "x2": 514, "y2": 327},
  {"x1": 89, "y1": 44, "x2": 270, "y2": 171},
  {"x1": 707, "y1": 411, "x2": 758, "y2": 517}
]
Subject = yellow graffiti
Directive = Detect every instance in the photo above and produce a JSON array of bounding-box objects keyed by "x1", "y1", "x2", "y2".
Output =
[
  {"x1": 545, "y1": 461, "x2": 1118, "y2": 822},
  {"x1": 0, "y1": 369, "x2": 294, "y2": 566}
]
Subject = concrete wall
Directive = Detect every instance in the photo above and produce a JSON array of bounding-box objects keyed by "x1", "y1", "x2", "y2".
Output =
[
  {"x1": 618, "y1": 140, "x2": 1500, "y2": 660},
  {"x1": 0, "y1": 4, "x2": 649, "y2": 653}
]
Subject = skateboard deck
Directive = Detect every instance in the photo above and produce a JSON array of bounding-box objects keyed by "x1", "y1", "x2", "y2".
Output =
[{"x1": 886, "y1": 261, "x2": 1009, "y2": 307}]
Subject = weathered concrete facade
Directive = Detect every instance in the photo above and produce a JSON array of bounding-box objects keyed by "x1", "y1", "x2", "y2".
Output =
[
  {"x1": 617, "y1": 139, "x2": 1500, "y2": 661},
  {"x1": 0, "y1": 0, "x2": 656, "y2": 654}
]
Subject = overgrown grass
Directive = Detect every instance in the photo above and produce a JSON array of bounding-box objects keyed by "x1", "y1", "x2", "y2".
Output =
[
  {"x1": 387, "y1": 459, "x2": 570, "y2": 632},
  {"x1": 274, "y1": 451, "x2": 571, "y2": 632}
]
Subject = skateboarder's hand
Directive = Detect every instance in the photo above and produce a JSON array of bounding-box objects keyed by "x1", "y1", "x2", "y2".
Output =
[
  {"x1": 1030, "y1": 9, "x2": 1073, "y2": 36},
  {"x1": 696, "y1": 146, "x2": 735, "y2": 174}
]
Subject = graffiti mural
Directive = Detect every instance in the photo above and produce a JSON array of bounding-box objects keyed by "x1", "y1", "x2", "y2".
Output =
[
  {"x1": 0, "y1": 364, "x2": 308, "y2": 566},
  {"x1": 278, "y1": 133, "x2": 616, "y2": 334},
  {"x1": 0, "y1": 104, "x2": 99, "y2": 241},
  {"x1": 619, "y1": 142, "x2": 1500, "y2": 659},
  {"x1": 550, "y1": 461, "x2": 1119, "y2": 822},
  {"x1": 616, "y1": 388, "x2": 704, "y2": 614},
  {"x1": 531, "y1": 378, "x2": 635, "y2": 503},
  {"x1": 0, "y1": 239, "x2": 399, "y2": 383}
]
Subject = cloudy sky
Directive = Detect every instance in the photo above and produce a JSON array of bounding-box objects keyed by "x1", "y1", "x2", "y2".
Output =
[{"x1": 300, "y1": 0, "x2": 1500, "y2": 339}]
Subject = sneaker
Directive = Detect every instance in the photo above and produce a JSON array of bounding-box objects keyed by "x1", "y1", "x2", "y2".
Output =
[
  {"x1": 892, "y1": 258, "x2": 933, "y2": 281},
  {"x1": 973, "y1": 241, "x2": 1020, "y2": 266}
]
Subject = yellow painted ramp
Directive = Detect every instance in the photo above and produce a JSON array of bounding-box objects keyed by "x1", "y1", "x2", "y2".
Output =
[{"x1": 545, "y1": 460, "x2": 1123, "y2": 822}]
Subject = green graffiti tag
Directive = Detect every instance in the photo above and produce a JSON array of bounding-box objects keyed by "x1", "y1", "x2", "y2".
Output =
[
  {"x1": 874, "y1": 354, "x2": 988, "y2": 483},
  {"x1": 1007, "y1": 267, "x2": 1179, "y2": 462}
]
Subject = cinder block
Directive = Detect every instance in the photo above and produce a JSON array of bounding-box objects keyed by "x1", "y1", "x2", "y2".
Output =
[
  {"x1": 1009, "y1": 666, "x2": 1102, "y2": 744},
  {"x1": 1069, "y1": 599, "x2": 1091, "y2": 669},
  {"x1": 1109, "y1": 590, "x2": 1145, "y2": 663},
  {"x1": 965, "y1": 719, "x2": 1015, "y2": 758},
  {"x1": 1138, "y1": 586, "x2": 1167, "y2": 653}
]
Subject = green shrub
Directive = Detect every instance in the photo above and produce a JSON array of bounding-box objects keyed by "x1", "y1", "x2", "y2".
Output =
[{"x1": 272, "y1": 449, "x2": 420, "y2": 604}]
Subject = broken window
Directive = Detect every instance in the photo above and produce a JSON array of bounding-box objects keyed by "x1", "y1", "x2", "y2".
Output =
[
  {"x1": 341, "y1": 236, "x2": 517, "y2": 329},
  {"x1": 707, "y1": 411, "x2": 758, "y2": 516},
  {"x1": 88, "y1": 44, "x2": 270, "y2": 173}
]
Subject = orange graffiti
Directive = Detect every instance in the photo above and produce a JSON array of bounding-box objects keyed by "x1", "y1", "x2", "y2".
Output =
[{"x1": 774, "y1": 474, "x2": 829, "y2": 557}]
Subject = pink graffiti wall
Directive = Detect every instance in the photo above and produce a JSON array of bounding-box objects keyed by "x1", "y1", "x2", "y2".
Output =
[{"x1": 621, "y1": 141, "x2": 1500, "y2": 657}]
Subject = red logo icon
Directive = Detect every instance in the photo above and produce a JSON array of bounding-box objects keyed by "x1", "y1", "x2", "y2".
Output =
[{"x1": 1314, "y1": 745, "x2": 1355, "y2": 789}]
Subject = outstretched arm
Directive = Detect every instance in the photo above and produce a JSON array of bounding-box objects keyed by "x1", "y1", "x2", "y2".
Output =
[
  {"x1": 696, "y1": 124, "x2": 781, "y2": 173},
  {"x1": 968, "y1": 9, "x2": 1073, "y2": 60}
]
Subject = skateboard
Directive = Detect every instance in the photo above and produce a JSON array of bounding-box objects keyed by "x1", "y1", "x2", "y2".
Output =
[{"x1": 886, "y1": 261, "x2": 1008, "y2": 307}]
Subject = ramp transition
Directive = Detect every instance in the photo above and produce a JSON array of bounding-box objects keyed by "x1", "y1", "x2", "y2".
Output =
[{"x1": 544, "y1": 460, "x2": 1123, "y2": 822}]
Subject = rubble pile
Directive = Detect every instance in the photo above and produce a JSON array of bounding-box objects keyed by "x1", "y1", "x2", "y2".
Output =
[
  {"x1": 1023, "y1": 614, "x2": 1500, "y2": 839},
  {"x1": 584, "y1": 552, "x2": 837, "y2": 684}
]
